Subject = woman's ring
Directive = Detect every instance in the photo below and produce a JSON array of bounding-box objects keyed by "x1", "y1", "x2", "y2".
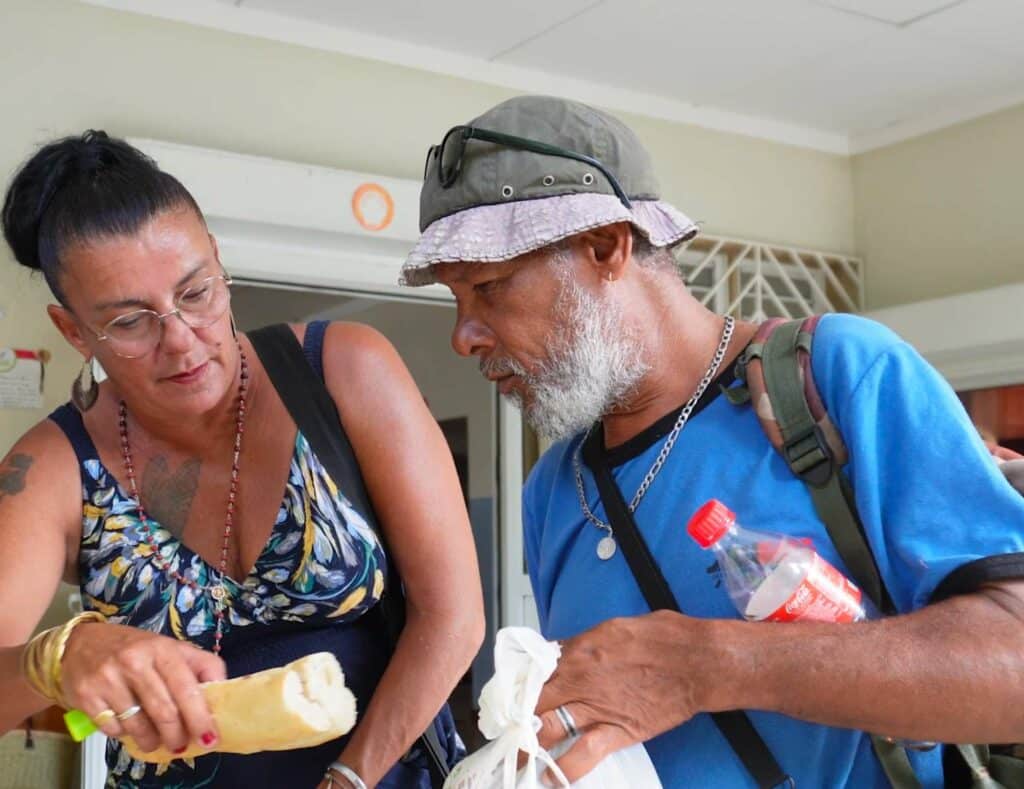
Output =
[
  {"x1": 92, "y1": 709, "x2": 116, "y2": 727},
  {"x1": 554, "y1": 705, "x2": 579, "y2": 738},
  {"x1": 116, "y1": 705, "x2": 142, "y2": 722}
]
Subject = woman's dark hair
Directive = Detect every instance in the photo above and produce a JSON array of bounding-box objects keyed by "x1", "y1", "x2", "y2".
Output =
[{"x1": 1, "y1": 130, "x2": 203, "y2": 304}]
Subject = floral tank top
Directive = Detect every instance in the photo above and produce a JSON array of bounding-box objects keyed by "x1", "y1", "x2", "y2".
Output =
[{"x1": 48, "y1": 327, "x2": 389, "y2": 788}]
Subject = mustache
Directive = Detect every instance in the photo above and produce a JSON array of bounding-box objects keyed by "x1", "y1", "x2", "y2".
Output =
[{"x1": 479, "y1": 356, "x2": 530, "y2": 378}]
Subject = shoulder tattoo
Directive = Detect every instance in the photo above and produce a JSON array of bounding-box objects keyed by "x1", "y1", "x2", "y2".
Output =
[{"x1": 0, "y1": 453, "x2": 33, "y2": 503}]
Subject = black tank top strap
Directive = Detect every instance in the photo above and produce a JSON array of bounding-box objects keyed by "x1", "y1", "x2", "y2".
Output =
[
  {"x1": 48, "y1": 403, "x2": 100, "y2": 466},
  {"x1": 303, "y1": 320, "x2": 330, "y2": 381}
]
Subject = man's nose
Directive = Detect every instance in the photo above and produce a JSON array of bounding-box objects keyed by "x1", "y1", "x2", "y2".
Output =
[{"x1": 451, "y1": 314, "x2": 493, "y2": 359}]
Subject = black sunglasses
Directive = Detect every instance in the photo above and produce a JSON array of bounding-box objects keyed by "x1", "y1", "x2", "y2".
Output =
[{"x1": 423, "y1": 125, "x2": 632, "y2": 210}]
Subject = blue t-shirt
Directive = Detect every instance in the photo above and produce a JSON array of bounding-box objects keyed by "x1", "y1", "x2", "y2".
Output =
[{"x1": 522, "y1": 314, "x2": 1024, "y2": 788}]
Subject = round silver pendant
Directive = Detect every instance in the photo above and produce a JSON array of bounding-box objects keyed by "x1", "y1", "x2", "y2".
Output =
[
  {"x1": 211, "y1": 585, "x2": 227, "y2": 602},
  {"x1": 596, "y1": 536, "x2": 617, "y2": 560}
]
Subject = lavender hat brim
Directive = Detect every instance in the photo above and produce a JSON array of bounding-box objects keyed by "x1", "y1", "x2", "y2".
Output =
[{"x1": 400, "y1": 193, "x2": 698, "y2": 287}]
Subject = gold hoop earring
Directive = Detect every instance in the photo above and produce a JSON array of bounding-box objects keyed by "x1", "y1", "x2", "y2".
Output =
[
  {"x1": 606, "y1": 271, "x2": 614, "y2": 282},
  {"x1": 71, "y1": 358, "x2": 99, "y2": 412}
]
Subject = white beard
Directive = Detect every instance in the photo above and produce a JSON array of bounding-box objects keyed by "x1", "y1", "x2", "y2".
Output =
[{"x1": 487, "y1": 279, "x2": 649, "y2": 441}]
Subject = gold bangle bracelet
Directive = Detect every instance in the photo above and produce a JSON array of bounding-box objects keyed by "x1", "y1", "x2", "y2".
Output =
[
  {"x1": 21, "y1": 628, "x2": 57, "y2": 701},
  {"x1": 20, "y1": 611, "x2": 107, "y2": 707},
  {"x1": 52, "y1": 611, "x2": 106, "y2": 706}
]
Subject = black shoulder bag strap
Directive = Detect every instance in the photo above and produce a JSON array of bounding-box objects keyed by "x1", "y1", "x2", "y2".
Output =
[
  {"x1": 248, "y1": 323, "x2": 450, "y2": 787},
  {"x1": 581, "y1": 431, "x2": 792, "y2": 789}
]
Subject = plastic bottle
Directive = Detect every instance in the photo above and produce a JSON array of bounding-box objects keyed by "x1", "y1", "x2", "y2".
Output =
[
  {"x1": 686, "y1": 498, "x2": 875, "y2": 623},
  {"x1": 687, "y1": 498, "x2": 935, "y2": 750}
]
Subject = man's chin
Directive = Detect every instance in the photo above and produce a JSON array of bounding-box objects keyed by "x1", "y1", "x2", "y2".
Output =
[{"x1": 522, "y1": 405, "x2": 593, "y2": 443}]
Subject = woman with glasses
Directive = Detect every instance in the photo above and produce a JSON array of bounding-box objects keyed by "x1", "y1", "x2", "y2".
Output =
[{"x1": 0, "y1": 131, "x2": 483, "y2": 788}]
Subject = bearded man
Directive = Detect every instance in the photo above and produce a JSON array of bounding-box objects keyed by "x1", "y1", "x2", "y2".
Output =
[{"x1": 401, "y1": 95, "x2": 1024, "y2": 788}]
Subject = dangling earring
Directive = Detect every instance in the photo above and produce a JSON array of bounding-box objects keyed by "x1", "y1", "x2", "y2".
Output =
[
  {"x1": 606, "y1": 271, "x2": 614, "y2": 282},
  {"x1": 230, "y1": 312, "x2": 238, "y2": 339},
  {"x1": 71, "y1": 357, "x2": 99, "y2": 412}
]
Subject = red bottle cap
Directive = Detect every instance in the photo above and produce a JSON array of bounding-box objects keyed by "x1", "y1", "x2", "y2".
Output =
[{"x1": 686, "y1": 499, "x2": 736, "y2": 547}]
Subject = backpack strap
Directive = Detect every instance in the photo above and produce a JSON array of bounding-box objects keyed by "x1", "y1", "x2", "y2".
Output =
[
  {"x1": 734, "y1": 317, "x2": 921, "y2": 787},
  {"x1": 735, "y1": 317, "x2": 895, "y2": 616},
  {"x1": 248, "y1": 322, "x2": 450, "y2": 787}
]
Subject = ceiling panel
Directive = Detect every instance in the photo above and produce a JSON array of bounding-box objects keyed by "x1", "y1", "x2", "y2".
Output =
[
  {"x1": 495, "y1": 0, "x2": 883, "y2": 107},
  {"x1": 141, "y1": 0, "x2": 1024, "y2": 149},
  {"x1": 712, "y1": 23, "x2": 1023, "y2": 133},
  {"x1": 238, "y1": 0, "x2": 599, "y2": 59},
  {"x1": 812, "y1": 0, "x2": 968, "y2": 26},
  {"x1": 909, "y1": 0, "x2": 1024, "y2": 58}
]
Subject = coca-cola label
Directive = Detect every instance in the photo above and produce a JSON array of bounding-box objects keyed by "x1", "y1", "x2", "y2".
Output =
[{"x1": 765, "y1": 553, "x2": 864, "y2": 623}]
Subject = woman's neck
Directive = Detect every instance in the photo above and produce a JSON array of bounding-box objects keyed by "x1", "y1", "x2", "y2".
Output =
[{"x1": 115, "y1": 352, "x2": 254, "y2": 458}]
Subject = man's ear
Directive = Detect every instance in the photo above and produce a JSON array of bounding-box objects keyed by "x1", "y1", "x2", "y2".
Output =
[
  {"x1": 574, "y1": 222, "x2": 633, "y2": 282},
  {"x1": 47, "y1": 304, "x2": 91, "y2": 360}
]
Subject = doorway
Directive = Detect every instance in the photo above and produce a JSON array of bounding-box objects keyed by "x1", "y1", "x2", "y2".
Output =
[{"x1": 231, "y1": 283, "x2": 498, "y2": 747}]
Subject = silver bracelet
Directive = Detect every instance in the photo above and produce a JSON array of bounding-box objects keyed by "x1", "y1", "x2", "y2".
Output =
[{"x1": 327, "y1": 761, "x2": 368, "y2": 789}]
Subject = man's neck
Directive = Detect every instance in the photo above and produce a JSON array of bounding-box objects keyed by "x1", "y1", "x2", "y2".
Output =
[{"x1": 599, "y1": 311, "x2": 757, "y2": 450}]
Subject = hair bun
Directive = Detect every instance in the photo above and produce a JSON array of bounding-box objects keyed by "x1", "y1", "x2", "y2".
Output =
[{"x1": 1, "y1": 130, "x2": 123, "y2": 271}]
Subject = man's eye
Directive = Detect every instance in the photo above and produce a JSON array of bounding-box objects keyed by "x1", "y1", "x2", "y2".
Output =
[{"x1": 474, "y1": 279, "x2": 500, "y2": 294}]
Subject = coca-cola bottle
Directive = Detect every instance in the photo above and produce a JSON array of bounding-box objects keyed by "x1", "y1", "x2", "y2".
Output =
[
  {"x1": 686, "y1": 498, "x2": 875, "y2": 623},
  {"x1": 687, "y1": 498, "x2": 934, "y2": 750}
]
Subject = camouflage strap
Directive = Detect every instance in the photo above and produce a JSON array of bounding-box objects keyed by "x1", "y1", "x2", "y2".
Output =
[{"x1": 738, "y1": 317, "x2": 893, "y2": 614}]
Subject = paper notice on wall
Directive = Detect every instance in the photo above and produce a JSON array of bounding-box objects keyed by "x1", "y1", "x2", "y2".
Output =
[{"x1": 0, "y1": 348, "x2": 44, "y2": 409}]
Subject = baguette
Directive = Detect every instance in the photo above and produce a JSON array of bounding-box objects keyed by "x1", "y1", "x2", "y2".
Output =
[{"x1": 123, "y1": 652, "x2": 357, "y2": 763}]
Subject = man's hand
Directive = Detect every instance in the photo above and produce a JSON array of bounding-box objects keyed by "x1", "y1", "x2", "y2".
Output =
[{"x1": 534, "y1": 610, "x2": 714, "y2": 783}]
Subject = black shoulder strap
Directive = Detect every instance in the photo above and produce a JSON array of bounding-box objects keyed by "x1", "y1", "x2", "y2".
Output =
[
  {"x1": 247, "y1": 323, "x2": 450, "y2": 786},
  {"x1": 581, "y1": 433, "x2": 793, "y2": 789}
]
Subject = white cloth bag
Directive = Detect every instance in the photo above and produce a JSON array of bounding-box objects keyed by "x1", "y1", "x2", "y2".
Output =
[{"x1": 444, "y1": 627, "x2": 662, "y2": 789}]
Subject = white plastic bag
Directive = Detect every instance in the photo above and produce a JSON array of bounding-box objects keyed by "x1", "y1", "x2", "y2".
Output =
[{"x1": 444, "y1": 627, "x2": 662, "y2": 789}]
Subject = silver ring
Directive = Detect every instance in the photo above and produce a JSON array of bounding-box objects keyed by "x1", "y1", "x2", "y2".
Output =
[
  {"x1": 555, "y1": 704, "x2": 579, "y2": 738},
  {"x1": 116, "y1": 705, "x2": 142, "y2": 722}
]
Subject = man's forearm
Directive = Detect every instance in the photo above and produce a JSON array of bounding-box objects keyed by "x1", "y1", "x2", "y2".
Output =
[{"x1": 701, "y1": 588, "x2": 1024, "y2": 743}]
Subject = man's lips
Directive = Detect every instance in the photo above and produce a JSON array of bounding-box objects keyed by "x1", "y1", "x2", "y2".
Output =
[{"x1": 494, "y1": 374, "x2": 518, "y2": 394}]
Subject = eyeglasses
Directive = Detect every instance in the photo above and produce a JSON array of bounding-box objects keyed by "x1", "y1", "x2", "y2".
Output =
[
  {"x1": 88, "y1": 273, "x2": 233, "y2": 359},
  {"x1": 424, "y1": 125, "x2": 632, "y2": 210}
]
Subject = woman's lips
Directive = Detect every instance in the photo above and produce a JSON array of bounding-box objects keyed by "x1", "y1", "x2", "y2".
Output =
[{"x1": 166, "y1": 361, "x2": 209, "y2": 384}]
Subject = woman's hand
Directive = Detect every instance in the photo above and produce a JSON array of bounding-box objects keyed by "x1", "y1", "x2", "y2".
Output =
[{"x1": 59, "y1": 621, "x2": 226, "y2": 755}]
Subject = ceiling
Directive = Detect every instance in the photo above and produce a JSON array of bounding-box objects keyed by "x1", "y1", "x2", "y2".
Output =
[{"x1": 84, "y1": 0, "x2": 1024, "y2": 153}]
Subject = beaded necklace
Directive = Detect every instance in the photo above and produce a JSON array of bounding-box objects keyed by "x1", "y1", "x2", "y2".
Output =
[{"x1": 118, "y1": 347, "x2": 248, "y2": 654}]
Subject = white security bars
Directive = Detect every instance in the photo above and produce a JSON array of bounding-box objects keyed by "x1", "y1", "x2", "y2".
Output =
[{"x1": 676, "y1": 234, "x2": 863, "y2": 320}]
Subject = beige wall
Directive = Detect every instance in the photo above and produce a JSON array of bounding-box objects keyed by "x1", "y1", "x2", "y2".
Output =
[
  {"x1": 0, "y1": 0, "x2": 858, "y2": 454},
  {"x1": 853, "y1": 103, "x2": 1024, "y2": 309}
]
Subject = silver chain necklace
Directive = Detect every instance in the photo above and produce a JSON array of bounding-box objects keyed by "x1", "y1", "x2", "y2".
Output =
[{"x1": 573, "y1": 315, "x2": 735, "y2": 560}]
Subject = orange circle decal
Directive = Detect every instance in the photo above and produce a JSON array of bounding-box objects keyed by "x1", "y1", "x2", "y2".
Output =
[{"x1": 351, "y1": 183, "x2": 395, "y2": 232}]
